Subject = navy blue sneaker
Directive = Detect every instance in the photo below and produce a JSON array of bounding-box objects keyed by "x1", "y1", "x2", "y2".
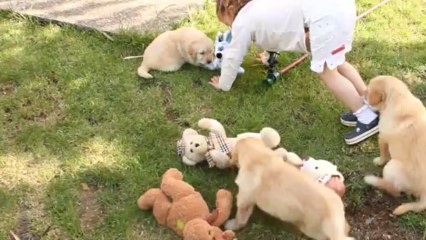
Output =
[
  {"x1": 344, "y1": 117, "x2": 379, "y2": 145},
  {"x1": 340, "y1": 112, "x2": 357, "y2": 127}
]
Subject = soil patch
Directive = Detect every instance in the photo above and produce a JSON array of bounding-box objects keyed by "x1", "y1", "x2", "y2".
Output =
[
  {"x1": 346, "y1": 190, "x2": 422, "y2": 240},
  {"x1": 79, "y1": 183, "x2": 104, "y2": 232}
]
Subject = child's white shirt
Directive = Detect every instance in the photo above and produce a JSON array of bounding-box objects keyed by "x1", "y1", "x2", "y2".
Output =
[
  {"x1": 218, "y1": 0, "x2": 355, "y2": 91},
  {"x1": 219, "y1": 0, "x2": 307, "y2": 91}
]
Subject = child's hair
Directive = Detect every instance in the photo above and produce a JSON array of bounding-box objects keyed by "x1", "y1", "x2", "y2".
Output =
[{"x1": 216, "y1": 0, "x2": 252, "y2": 18}]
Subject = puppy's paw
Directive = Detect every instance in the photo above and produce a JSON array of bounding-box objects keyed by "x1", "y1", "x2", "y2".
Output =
[
  {"x1": 392, "y1": 205, "x2": 407, "y2": 216},
  {"x1": 364, "y1": 175, "x2": 379, "y2": 186},
  {"x1": 225, "y1": 219, "x2": 241, "y2": 231},
  {"x1": 373, "y1": 157, "x2": 385, "y2": 166}
]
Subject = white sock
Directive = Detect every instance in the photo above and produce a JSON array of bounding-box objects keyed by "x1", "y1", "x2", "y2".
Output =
[
  {"x1": 361, "y1": 96, "x2": 368, "y2": 105},
  {"x1": 354, "y1": 104, "x2": 378, "y2": 124}
]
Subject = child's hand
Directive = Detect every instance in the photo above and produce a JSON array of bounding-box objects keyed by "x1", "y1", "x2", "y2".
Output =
[
  {"x1": 209, "y1": 76, "x2": 221, "y2": 90},
  {"x1": 256, "y1": 51, "x2": 269, "y2": 66}
]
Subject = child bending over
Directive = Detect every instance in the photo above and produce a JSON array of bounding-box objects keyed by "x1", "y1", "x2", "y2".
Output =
[{"x1": 210, "y1": 0, "x2": 379, "y2": 145}]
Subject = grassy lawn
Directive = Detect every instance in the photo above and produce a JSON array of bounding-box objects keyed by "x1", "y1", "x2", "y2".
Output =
[{"x1": 0, "y1": 0, "x2": 425, "y2": 239}]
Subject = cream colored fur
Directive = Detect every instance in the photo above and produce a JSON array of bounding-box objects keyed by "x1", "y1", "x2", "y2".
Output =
[
  {"x1": 227, "y1": 138, "x2": 353, "y2": 240},
  {"x1": 137, "y1": 27, "x2": 214, "y2": 78},
  {"x1": 364, "y1": 76, "x2": 426, "y2": 216}
]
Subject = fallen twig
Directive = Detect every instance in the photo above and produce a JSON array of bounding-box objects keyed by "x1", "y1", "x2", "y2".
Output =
[
  {"x1": 10, "y1": 231, "x2": 21, "y2": 240},
  {"x1": 101, "y1": 31, "x2": 114, "y2": 41},
  {"x1": 123, "y1": 55, "x2": 143, "y2": 60}
]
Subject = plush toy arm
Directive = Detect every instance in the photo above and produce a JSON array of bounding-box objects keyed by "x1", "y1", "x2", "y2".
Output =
[
  {"x1": 209, "y1": 150, "x2": 231, "y2": 169},
  {"x1": 198, "y1": 118, "x2": 227, "y2": 137},
  {"x1": 209, "y1": 189, "x2": 233, "y2": 227}
]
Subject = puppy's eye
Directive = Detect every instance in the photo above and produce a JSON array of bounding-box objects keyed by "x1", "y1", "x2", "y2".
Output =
[{"x1": 199, "y1": 51, "x2": 205, "y2": 55}]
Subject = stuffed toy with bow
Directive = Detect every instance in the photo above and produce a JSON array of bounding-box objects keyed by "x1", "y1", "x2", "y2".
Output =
[
  {"x1": 176, "y1": 118, "x2": 281, "y2": 169},
  {"x1": 203, "y1": 29, "x2": 245, "y2": 75}
]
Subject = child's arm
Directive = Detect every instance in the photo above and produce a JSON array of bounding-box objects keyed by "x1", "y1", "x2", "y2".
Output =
[{"x1": 211, "y1": 25, "x2": 252, "y2": 91}]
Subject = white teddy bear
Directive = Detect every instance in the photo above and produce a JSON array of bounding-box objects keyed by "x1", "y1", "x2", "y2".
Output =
[{"x1": 176, "y1": 118, "x2": 280, "y2": 169}]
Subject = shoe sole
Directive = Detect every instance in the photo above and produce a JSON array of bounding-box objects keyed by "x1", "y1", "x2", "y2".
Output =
[
  {"x1": 345, "y1": 125, "x2": 379, "y2": 145},
  {"x1": 340, "y1": 119, "x2": 357, "y2": 127}
]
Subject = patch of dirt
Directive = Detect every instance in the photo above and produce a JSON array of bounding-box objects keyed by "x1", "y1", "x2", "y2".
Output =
[
  {"x1": 79, "y1": 183, "x2": 104, "y2": 232},
  {"x1": 1, "y1": 83, "x2": 16, "y2": 96},
  {"x1": 10, "y1": 193, "x2": 65, "y2": 240},
  {"x1": 10, "y1": 206, "x2": 40, "y2": 240},
  {"x1": 346, "y1": 190, "x2": 422, "y2": 240},
  {"x1": 192, "y1": 78, "x2": 202, "y2": 88},
  {"x1": 161, "y1": 84, "x2": 179, "y2": 121}
]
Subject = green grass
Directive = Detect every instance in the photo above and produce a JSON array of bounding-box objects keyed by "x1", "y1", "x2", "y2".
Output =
[{"x1": 0, "y1": 0, "x2": 425, "y2": 239}]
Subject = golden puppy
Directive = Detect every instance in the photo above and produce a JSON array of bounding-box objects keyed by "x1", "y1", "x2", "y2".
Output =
[
  {"x1": 226, "y1": 138, "x2": 353, "y2": 240},
  {"x1": 364, "y1": 75, "x2": 426, "y2": 216},
  {"x1": 137, "y1": 27, "x2": 214, "y2": 78}
]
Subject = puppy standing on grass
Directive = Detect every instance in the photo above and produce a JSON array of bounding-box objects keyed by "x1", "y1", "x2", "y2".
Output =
[
  {"x1": 226, "y1": 137, "x2": 353, "y2": 240},
  {"x1": 137, "y1": 27, "x2": 214, "y2": 78},
  {"x1": 364, "y1": 76, "x2": 426, "y2": 216}
]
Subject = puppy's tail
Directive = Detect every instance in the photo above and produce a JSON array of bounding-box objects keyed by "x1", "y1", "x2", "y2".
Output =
[
  {"x1": 137, "y1": 64, "x2": 153, "y2": 79},
  {"x1": 260, "y1": 127, "x2": 281, "y2": 149}
]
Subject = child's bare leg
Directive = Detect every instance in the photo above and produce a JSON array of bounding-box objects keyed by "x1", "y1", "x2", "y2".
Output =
[
  {"x1": 318, "y1": 65, "x2": 378, "y2": 145},
  {"x1": 337, "y1": 62, "x2": 366, "y2": 96},
  {"x1": 318, "y1": 66, "x2": 363, "y2": 112}
]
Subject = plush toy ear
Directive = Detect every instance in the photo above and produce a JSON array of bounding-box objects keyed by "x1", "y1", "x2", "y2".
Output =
[
  {"x1": 222, "y1": 230, "x2": 236, "y2": 240},
  {"x1": 183, "y1": 128, "x2": 198, "y2": 138}
]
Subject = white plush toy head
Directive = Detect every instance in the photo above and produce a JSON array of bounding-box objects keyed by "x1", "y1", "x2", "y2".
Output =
[
  {"x1": 176, "y1": 128, "x2": 209, "y2": 166},
  {"x1": 300, "y1": 157, "x2": 344, "y2": 182},
  {"x1": 203, "y1": 30, "x2": 245, "y2": 75}
]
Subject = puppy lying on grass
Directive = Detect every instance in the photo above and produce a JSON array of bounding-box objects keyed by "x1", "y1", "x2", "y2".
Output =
[{"x1": 137, "y1": 27, "x2": 214, "y2": 78}]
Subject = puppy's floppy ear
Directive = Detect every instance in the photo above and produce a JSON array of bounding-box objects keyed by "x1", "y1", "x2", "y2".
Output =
[
  {"x1": 188, "y1": 41, "x2": 198, "y2": 59},
  {"x1": 368, "y1": 87, "x2": 386, "y2": 106},
  {"x1": 230, "y1": 145, "x2": 239, "y2": 167}
]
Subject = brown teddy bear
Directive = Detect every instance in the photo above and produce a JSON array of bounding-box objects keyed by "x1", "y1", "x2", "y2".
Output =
[{"x1": 137, "y1": 168, "x2": 235, "y2": 239}]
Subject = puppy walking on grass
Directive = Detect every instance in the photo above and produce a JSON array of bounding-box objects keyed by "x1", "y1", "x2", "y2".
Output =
[
  {"x1": 137, "y1": 27, "x2": 214, "y2": 78},
  {"x1": 227, "y1": 137, "x2": 353, "y2": 240}
]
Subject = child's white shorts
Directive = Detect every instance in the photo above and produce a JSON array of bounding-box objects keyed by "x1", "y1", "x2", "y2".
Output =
[{"x1": 308, "y1": 0, "x2": 357, "y2": 73}]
